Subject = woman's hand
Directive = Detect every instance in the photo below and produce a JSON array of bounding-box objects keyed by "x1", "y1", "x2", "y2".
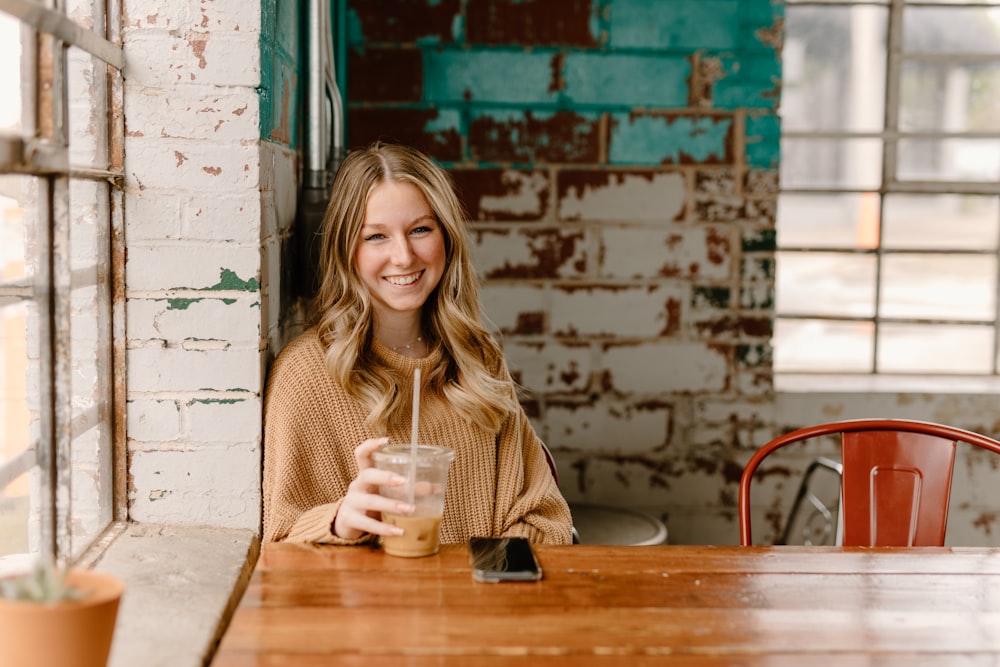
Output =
[{"x1": 333, "y1": 437, "x2": 415, "y2": 540}]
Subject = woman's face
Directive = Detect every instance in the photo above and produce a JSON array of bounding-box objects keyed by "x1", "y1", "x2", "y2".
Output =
[{"x1": 354, "y1": 180, "x2": 446, "y2": 321}]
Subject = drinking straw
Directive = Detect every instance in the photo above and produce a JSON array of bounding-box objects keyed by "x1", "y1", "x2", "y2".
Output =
[{"x1": 408, "y1": 367, "x2": 421, "y2": 506}]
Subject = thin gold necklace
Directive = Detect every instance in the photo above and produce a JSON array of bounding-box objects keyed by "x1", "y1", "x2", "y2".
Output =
[{"x1": 389, "y1": 336, "x2": 422, "y2": 352}]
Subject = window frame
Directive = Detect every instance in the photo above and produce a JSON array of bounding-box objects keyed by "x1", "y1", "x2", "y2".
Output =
[
  {"x1": 0, "y1": 0, "x2": 124, "y2": 565},
  {"x1": 776, "y1": 0, "x2": 1000, "y2": 379}
]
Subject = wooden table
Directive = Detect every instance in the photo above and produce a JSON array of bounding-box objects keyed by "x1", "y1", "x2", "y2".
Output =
[{"x1": 211, "y1": 542, "x2": 1000, "y2": 666}]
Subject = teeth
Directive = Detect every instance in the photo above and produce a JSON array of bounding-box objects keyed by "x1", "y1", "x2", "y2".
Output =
[{"x1": 386, "y1": 272, "x2": 420, "y2": 286}]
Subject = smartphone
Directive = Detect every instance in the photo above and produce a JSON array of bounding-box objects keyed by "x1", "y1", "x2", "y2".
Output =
[{"x1": 468, "y1": 537, "x2": 543, "y2": 582}]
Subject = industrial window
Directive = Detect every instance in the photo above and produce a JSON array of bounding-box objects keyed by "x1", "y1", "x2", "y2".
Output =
[
  {"x1": 0, "y1": 0, "x2": 123, "y2": 567},
  {"x1": 775, "y1": 0, "x2": 1000, "y2": 379}
]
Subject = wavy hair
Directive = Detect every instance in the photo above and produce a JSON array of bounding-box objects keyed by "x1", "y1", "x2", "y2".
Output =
[{"x1": 313, "y1": 143, "x2": 518, "y2": 433}]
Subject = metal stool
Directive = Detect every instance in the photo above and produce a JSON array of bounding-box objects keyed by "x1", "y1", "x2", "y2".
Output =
[{"x1": 570, "y1": 503, "x2": 668, "y2": 546}]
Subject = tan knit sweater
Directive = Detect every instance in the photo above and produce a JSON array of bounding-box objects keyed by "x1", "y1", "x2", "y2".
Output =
[{"x1": 262, "y1": 328, "x2": 574, "y2": 545}]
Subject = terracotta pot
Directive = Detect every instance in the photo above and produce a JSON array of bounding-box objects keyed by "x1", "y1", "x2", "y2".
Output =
[{"x1": 0, "y1": 567, "x2": 124, "y2": 667}]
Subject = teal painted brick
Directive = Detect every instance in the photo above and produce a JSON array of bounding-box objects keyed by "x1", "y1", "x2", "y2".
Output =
[
  {"x1": 712, "y1": 53, "x2": 781, "y2": 111},
  {"x1": 745, "y1": 114, "x2": 781, "y2": 169},
  {"x1": 609, "y1": 113, "x2": 732, "y2": 165},
  {"x1": 563, "y1": 52, "x2": 689, "y2": 107},
  {"x1": 608, "y1": 0, "x2": 742, "y2": 50},
  {"x1": 424, "y1": 49, "x2": 558, "y2": 104},
  {"x1": 741, "y1": 1, "x2": 785, "y2": 45},
  {"x1": 259, "y1": 0, "x2": 302, "y2": 146}
]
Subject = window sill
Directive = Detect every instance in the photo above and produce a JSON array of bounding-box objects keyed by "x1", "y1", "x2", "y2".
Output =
[
  {"x1": 775, "y1": 373, "x2": 1000, "y2": 394},
  {"x1": 87, "y1": 522, "x2": 259, "y2": 667}
]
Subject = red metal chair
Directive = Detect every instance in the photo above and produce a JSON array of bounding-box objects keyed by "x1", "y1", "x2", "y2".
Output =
[{"x1": 739, "y1": 418, "x2": 1000, "y2": 547}]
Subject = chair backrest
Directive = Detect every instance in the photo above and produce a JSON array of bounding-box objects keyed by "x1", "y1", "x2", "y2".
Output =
[{"x1": 739, "y1": 419, "x2": 1000, "y2": 547}]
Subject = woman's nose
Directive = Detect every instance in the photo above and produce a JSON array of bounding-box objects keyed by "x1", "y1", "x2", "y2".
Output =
[{"x1": 390, "y1": 237, "x2": 413, "y2": 265}]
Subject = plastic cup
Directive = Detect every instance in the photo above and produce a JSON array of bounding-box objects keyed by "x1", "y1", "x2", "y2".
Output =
[{"x1": 372, "y1": 444, "x2": 455, "y2": 557}]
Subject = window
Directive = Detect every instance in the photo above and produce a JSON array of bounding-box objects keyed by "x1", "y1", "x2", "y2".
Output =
[
  {"x1": 0, "y1": 1, "x2": 123, "y2": 566},
  {"x1": 776, "y1": 0, "x2": 1000, "y2": 377}
]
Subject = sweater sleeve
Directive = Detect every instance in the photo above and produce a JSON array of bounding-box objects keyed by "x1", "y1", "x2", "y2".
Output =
[
  {"x1": 261, "y1": 332, "x2": 377, "y2": 545},
  {"x1": 493, "y1": 405, "x2": 574, "y2": 545}
]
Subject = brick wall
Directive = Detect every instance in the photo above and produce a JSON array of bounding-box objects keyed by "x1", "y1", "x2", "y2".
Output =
[
  {"x1": 345, "y1": 0, "x2": 782, "y2": 543},
  {"x1": 121, "y1": 0, "x2": 299, "y2": 530}
]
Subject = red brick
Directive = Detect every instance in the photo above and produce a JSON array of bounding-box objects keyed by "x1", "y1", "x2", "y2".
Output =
[
  {"x1": 349, "y1": 0, "x2": 461, "y2": 44},
  {"x1": 469, "y1": 110, "x2": 601, "y2": 164},
  {"x1": 466, "y1": 0, "x2": 600, "y2": 46},
  {"x1": 348, "y1": 48, "x2": 423, "y2": 103},
  {"x1": 450, "y1": 169, "x2": 550, "y2": 221},
  {"x1": 347, "y1": 107, "x2": 462, "y2": 162}
]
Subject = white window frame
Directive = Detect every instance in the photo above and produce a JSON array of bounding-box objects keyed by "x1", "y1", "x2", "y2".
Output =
[
  {"x1": 776, "y1": 0, "x2": 1000, "y2": 385},
  {"x1": 0, "y1": 0, "x2": 123, "y2": 565}
]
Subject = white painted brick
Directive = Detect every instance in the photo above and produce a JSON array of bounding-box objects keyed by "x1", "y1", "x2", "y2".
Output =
[
  {"x1": 550, "y1": 284, "x2": 685, "y2": 337},
  {"x1": 125, "y1": 139, "x2": 260, "y2": 192},
  {"x1": 128, "y1": 445, "x2": 260, "y2": 530},
  {"x1": 126, "y1": 244, "x2": 260, "y2": 291},
  {"x1": 126, "y1": 296, "x2": 261, "y2": 343},
  {"x1": 186, "y1": 397, "x2": 262, "y2": 443},
  {"x1": 546, "y1": 400, "x2": 671, "y2": 454},
  {"x1": 123, "y1": 30, "x2": 260, "y2": 87},
  {"x1": 124, "y1": 0, "x2": 261, "y2": 31},
  {"x1": 177, "y1": 192, "x2": 260, "y2": 242},
  {"x1": 127, "y1": 346, "x2": 261, "y2": 393},
  {"x1": 559, "y1": 172, "x2": 686, "y2": 223},
  {"x1": 125, "y1": 190, "x2": 183, "y2": 240},
  {"x1": 604, "y1": 341, "x2": 727, "y2": 393},
  {"x1": 123, "y1": 84, "x2": 258, "y2": 142},
  {"x1": 471, "y1": 228, "x2": 590, "y2": 280},
  {"x1": 479, "y1": 284, "x2": 548, "y2": 335},
  {"x1": 127, "y1": 399, "x2": 182, "y2": 442},
  {"x1": 269, "y1": 144, "x2": 299, "y2": 235},
  {"x1": 475, "y1": 170, "x2": 550, "y2": 220},
  {"x1": 504, "y1": 341, "x2": 592, "y2": 395},
  {"x1": 260, "y1": 234, "x2": 281, "y2": 343},
  {"x1": 601, "y1": 226, "x2": 732, "y2": 281}
]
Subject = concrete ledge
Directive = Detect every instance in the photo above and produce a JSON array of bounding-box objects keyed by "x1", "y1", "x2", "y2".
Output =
[{"x1": 92, "y1": 523, "x2": 259, "y2": 667}]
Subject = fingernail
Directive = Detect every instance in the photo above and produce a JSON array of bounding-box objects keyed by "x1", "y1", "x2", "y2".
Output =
[
  {"x1": 391, "y1": 474, "x2": 408, "y2": 485},
  {"x1": 391, "y1": 526, "x2": 404, "y2": 536},
  {"x1": 396, "y1": 503, "x2": 414, "y2": 514}
]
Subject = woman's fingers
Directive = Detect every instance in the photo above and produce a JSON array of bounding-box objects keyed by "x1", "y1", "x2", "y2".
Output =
[
  {"x1": 334, "y1": 464, "x2": 415, "y2": 539},
  {"x1": 354, "y1": 437, "x2": 388, "y2": 473}
]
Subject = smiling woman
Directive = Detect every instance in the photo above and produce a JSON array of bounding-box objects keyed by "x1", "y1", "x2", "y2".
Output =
[{"x1": 261, "y1": 142, "x2": 574, "y2": 549}]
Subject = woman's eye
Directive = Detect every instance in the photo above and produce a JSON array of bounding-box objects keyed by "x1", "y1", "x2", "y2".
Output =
[
  {"x1": 363, "y1": 233, "x2": 385, "y2": 241},
  {"x1": 411, "y1": 226, "x2": 432, "y2": 235}
]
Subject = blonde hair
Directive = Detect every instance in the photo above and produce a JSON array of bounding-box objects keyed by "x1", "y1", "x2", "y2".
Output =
[{"x1": 313, "y1": 143, "x2": 518, "y2": 433}]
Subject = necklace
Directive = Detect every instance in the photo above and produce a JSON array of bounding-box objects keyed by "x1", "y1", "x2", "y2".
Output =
[{"x1": 389, "y1": 336, "x2": 422, "y2": 352}]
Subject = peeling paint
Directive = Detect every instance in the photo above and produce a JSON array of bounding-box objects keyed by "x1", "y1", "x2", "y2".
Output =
[
  {"x1": 166, "y1": 298, "x2": 203, "y2": 311},
  {"x1": 210, "y1": 269, "x2": 259, "y2": 292}
]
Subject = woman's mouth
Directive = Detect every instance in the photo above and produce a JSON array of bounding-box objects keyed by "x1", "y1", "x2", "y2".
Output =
[{"x1": 384, "y1": 270, "x2": 423, "y2": 287}]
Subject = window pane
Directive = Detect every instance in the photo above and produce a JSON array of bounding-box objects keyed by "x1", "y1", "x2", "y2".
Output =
[
  {"x1": 68, "y1": 178, "x2": 113, "y2": 557},
  {"x1": 881, "y1": 254, "x2": 996, "y2": 320},
  {"x1": 901, "y1": 61, "x2": 1000, "y2": 133},
  {"x1": 0, "y1": 175, "x2": 33, "y2": 557},
  {"x1": 0, "y1": 13, "x2": 22, "y2": 133},
  {"x1": 778, "y1": 192, "x2": 881, "y2": 248},
  {"x1": 777, "y1": 251, "x2": 877, "y2": 317},
  {"x1": 775, "y1": 318, "x2": 875, "y2": 372},
  {"x1": 883, "y1": 193, "x2": 999, "y2": 250},
  {"x1": 896, "y1": 137, "x2": 1000, "y2": 182},
  {"x1": 783, "y1": 5, "x2": 887, "y2": 133},
  {"x1": 878, "y1": 323, "x2": 993, "y2": 373},
  {"x1": 782, "y1": 138, "x2": 883, "y2": 189},
  {"x1": 903, "y1": 6, "x2": 1000, "y2": 55}
]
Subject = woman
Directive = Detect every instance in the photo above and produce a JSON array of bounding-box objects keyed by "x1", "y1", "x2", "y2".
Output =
[{"x1": 262, "y1": 142, "x2": 573, "y2": 545}]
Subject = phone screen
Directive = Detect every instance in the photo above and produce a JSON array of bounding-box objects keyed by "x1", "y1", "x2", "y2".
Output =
[{"x1": 468, "y1": 537, "x2": 542, "y2": 582}]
